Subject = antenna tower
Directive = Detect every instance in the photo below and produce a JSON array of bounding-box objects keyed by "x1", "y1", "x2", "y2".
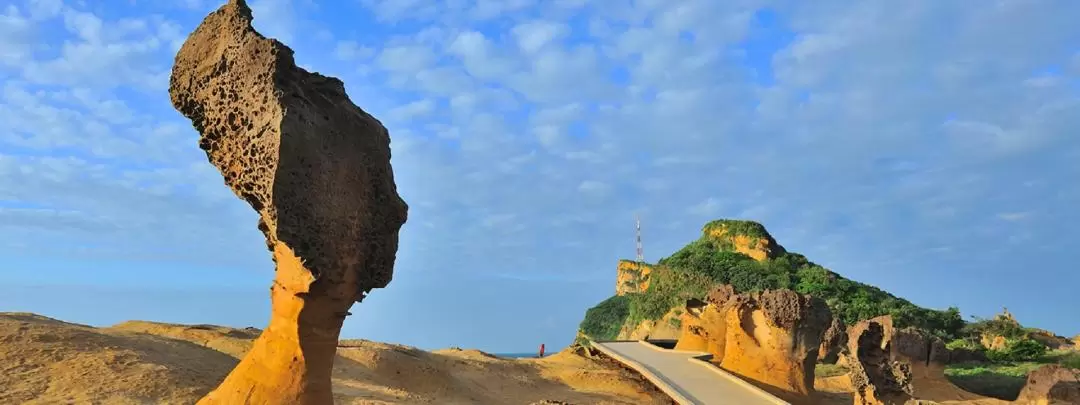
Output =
[{"x1": 635, "y1": 214, "x2": 644, "y2": 263}]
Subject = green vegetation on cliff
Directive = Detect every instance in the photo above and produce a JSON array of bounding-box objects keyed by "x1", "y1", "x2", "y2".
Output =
[{"x1": 580, "y1": 219, "x2": 966, "y2": 341}]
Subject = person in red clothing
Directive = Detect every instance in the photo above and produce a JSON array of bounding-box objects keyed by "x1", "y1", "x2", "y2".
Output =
[{"x1": 539, "y1": 343, "x2": 546, "y2": 358}]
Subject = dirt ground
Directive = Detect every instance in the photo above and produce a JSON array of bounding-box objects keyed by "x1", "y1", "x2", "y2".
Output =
[{"x1": 0, "y1": 312, "x2": 669, "y2": 405}]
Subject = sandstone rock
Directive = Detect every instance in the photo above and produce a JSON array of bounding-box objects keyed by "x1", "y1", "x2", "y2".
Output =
[
  {"x1": 619, "y1": 308, "x2": 682, "y2": 341},
  {"x1": 846, "y1": 316, "x2": 914, "y2": 405},
  {"x1": 1015, "y1": 364, "x2": 1080, "y2": 405},
  {"x1": 847, "y1": 316, "x2": 992, "y2": 405},
  {"x1": 168, "y1": 1, "x2": 408, "y2": 404},
  {"x1": 675, "y1": 284, "x2": 831, "y2": 396},
  {"x1": 981, "y1": 334, "x2": 1009, "y2": 351},
  {"x1": 818, "y1": 317, "x2": 847, "y2": 364},
  {"x1": 615, "y1": 260, "x2": 653, "y2": 296},
  {"x1": 1028, "y1": 329, "x2": 1075, "y2": 351},
  {"x1": 701, "y1": 220, "x2": 786, "y2": 261}
]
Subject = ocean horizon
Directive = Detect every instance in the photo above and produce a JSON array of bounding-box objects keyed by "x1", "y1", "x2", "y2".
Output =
[{"x1": 493, "y1": 352, "x2": 542, "y2": 358}]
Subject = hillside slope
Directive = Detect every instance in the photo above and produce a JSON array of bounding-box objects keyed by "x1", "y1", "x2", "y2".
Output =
[
  {"x1": 1, "y1": 313, "x2": 669, "y2": 405},
  {"x1": 581, "y1": 219, "x2": 965, "y2": 342}
]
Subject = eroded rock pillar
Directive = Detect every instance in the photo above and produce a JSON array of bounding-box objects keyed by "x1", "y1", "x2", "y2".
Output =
[{"x1": 168, "y1": 1, "x2": 408, "y2": 403}]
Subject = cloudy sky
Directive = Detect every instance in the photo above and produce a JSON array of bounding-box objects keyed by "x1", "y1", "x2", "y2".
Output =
[{"x1": 1, "y1": 0, "x2": 1078, "y2": 352}]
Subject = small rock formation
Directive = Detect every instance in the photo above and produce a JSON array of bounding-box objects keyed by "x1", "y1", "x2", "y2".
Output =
[
  {"x1": 168, "y1": 1, "x2": 408, "y2": 404},
  {"x1": 675, "y1": 284, "x2": 832, "y2": 396},
  {"x1": 819, "y1": 317, "x2": 847, "y2": 364},
  {"x1": 981, "y1": 334, "x2": 1009, "y2": 351},
  {"x1": 846, "y1": 316, "x2": 914, "y2": 405},
  {"x1": 615, "y1": 260, "x2": 653, "y2": 295},
  {"x1": 1015, "y1": 364, "x2": 1080, "y2": 405},
  {"x1": 618, "y1": 307, "x2": 682, "y2": 340},
  {"x1": 701, "y1": 220, "x2": 786, "y2": 261},
  {"x1": 847, "y1": 316, "x2": 993, "y2": 405},
  {"x1": 1028, "y1": 329, "x2": 1076, "y2": 351}
]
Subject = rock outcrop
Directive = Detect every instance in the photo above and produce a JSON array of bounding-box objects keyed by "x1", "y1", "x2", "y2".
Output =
[
  {"x1": 168, "y1": 1, "x2": 408, "y2": 404},
  {"x1": 615, "y1": 260, "x2": 653, "y2": 296},
  {"x1": 701, "y1": 220, "x2": 786, "y2": 261},
  {"x1": 1016, "y1": 364, "x2": 1080, "y2": 405},
  {"x1": 819, "y1": 317, "x2": 847, "y2": 364},
  {"x1": 1028, "y1": 330, "x2": 1076, "y2": 351},
  {"x1": 846, "y1": 316, "x2": 914, "y2": 405},
  {"x1": 675, "y1": 284, "x2": 832, "y2": 396},
  {"x1": 847, "y1": 316, "x2": 994, "y2": 405}
]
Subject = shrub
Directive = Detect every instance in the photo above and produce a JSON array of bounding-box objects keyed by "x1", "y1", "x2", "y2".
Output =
[
  {"x1": 579, "y1": 295, "x2": 630, "y2": 340},
  {"x1": 946, "y1": 338, "x2": 984, "y2": 352},
  {"x1": 986, "y1": 338, "x2": 1048, "y2": 362}
]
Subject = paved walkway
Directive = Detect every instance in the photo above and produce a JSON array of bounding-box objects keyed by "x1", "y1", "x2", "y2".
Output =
[{"x1": 591, "y1": 340, "x2": 789, "y2": 405}]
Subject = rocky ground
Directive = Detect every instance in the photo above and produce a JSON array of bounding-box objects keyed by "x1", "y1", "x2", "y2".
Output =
[{"x1": 0, "y1": 313, "x2": 670, "y2": 405}]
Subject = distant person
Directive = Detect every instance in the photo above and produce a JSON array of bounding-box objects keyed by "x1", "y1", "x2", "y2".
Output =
[{"x1": 539, "y1": 343, "x2": 546, "y2": 358}]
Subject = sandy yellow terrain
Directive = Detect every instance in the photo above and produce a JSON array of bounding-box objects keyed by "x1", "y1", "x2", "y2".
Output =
[{"x1": 0, "y1": 313, "x2": 670, "y2": 405}]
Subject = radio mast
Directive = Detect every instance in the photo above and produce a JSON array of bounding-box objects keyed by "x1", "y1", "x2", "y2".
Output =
[{"x1": 635, "y1": 214, "x2": 644, "y2": 263}]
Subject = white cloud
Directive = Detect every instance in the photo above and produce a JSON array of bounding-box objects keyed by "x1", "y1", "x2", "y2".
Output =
[
  {"x1": 377, "y1": 44, "x2": 436, "y2": 74},
  {"x1": 334, "y1": 40, "x2": 374, "y2": 61},
  {"x1": 511, "y1": 21, "x2": 568, "y2": 54},
  {"x1": 5, "y1": 0, "x2": 1080, "y2": 346},
  {"x1": 387, "y1": 98, "x2": 436, "y2": 122}
]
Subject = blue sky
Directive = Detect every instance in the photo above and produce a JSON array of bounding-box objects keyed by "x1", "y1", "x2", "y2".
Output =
[{"x1": 1, "y1": 0, "x2": 1079, "y2": 353}]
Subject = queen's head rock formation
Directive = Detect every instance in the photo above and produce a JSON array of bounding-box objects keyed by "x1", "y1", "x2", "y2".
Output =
[
  {"x1": 168, "y1": 0, "x2": 408, "y2": 403},
  {"x1": 675, "y1": 284, "x2": 832, "y2": 396}
]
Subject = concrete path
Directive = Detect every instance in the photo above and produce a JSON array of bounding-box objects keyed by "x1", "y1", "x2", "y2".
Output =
[{"x1": 591, "y1": 340, "x2": 789, "y2": 405}]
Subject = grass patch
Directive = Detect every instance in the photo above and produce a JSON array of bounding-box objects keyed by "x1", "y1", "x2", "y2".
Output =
[
  {"x1": 945, "y1": 362, "x2": 1042, "y2": 400},
  {"x1": 944, "y1": 349, "x2": 1080, "y2": 400},
  {"x1": 815, "y1": 363, "x2": 850, "y2": 378}
]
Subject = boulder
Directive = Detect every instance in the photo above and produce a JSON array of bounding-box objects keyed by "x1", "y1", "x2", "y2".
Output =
[
  {"x1": 168, "y1": 1, "x2": 408, "y2": 403},
  {"x1": 675, "y1": 284, "x2": 832, "y2": 396},
  {"x1": 847, "y1": 316, "x2": 994, "y2": 405},
  {"x1": 847, "y1": 316, "x2": 915, "y2": 405},
  {"x1": 1028, "y1": 330, "x2": 1075, "y2": 351},
  {"x1": 1015, "y1": 364, "x2": 1080, "y2": 405}
]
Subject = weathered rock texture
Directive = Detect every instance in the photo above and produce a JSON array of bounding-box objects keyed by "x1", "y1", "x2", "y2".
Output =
[
  {"x1": 701, "y1": 220, "x2": 786, "y2": 261},
  {"x1": 818, "y1": 317, "x2": 847, "y2": 364},
  {"x1": 1028, "y1": 330, "x2": 1076, "y2": 351},
  {"x1": 168, "y1": 1, "x2": 408, "y2": 404},
  {"x1": 847, "y1": 316, "x2": 993, "y2": 405},
  {"x1": 1015, "y1": 364, "x2": 1080, "y2": 405},
  {"x1": 615, "y1": 259, "x2": 653, "y2": 296},
  {"x1": 675, "y1": 284, "x2": 832, "y2": 396},
  {"x1": 846, "y1": 316, "x2": 914, "y2": 405}
]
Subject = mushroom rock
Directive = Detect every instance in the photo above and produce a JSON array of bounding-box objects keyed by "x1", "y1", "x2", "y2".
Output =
[
  {"x1": 818, "y1": 317, "x2": 847, "y2": 364},
  {"x1": 168, "y1": 1, "x2": 408, "y2": 404},
  {"x1": 675, "y1": 284, "x2": 832, "y2": 396},
  {"x1": 1015, "y1": 364, "x2": 1080, "y2": 405}
]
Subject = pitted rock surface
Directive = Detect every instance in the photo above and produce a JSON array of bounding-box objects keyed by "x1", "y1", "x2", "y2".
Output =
[
  {"x1": 677, "y1": 285, "x2": 832, "y2": 396},
  {"x1": 169, "y1": 0, "x2": 408, "y2": 298},
  {"x1": 818, "y1": 317, "x2": 847, "y2": 363},
  {"x1": 847, "y1": 317, "x2": 914, "y2": 405},
  {"x1": 1016, "y1": 364, "x2": 1080, "y2": 405},
  {"x1": 168, "y1": 1, "x2": 407, "y2": 403}
]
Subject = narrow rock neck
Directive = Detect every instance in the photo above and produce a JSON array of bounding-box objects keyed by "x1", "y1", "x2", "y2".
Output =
[{"x1": 197, "y1": 244, "x2": 354, "y2": 405}]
